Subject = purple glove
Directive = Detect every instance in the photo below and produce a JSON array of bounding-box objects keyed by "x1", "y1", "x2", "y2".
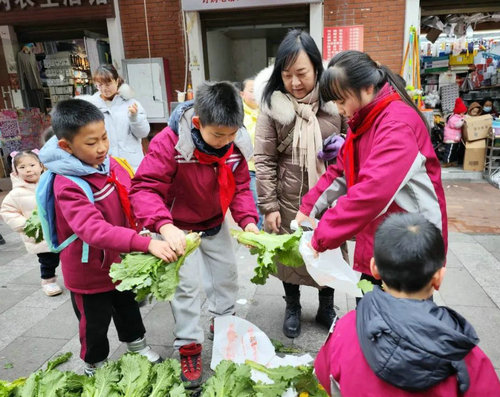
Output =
[{"x1": 317, "y1": 135, "x2": 345, "y2": 161}]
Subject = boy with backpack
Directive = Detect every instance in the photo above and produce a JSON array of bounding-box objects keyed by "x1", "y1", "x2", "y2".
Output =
[
  {"x1": 129, "y1": 81, "x2": 259, "y2": 387},
  {"x1": 314, "y1": 212, "x2": 500, "y2": 396},
  {"x1": 38, "y1": 99, "x2": 172, "y2": 375}
]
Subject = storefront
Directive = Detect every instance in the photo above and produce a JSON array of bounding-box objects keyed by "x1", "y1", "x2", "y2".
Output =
[
  {"x1": 0, "y1": 0, "x2": 125, "y2": 176},
  {"x1": 415, "y1": 1, "x2": 500, "y2": 180}
]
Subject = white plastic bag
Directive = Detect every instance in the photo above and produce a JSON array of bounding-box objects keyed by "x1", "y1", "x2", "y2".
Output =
[
  {"x1": 299, "y1": 231, "x2": 362, "y2": 298},
  {"x1": 210, "y1": 315, "x2": 276, "y2": 370}
]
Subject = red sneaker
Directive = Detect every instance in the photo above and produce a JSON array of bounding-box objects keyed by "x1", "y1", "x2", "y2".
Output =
[{"x1": 179, "y1": 343, "x2": 202, "y2": 388}]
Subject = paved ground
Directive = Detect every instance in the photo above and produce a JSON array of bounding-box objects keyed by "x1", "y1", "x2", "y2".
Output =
[{"x1": 0, "y1": 178, "x2": 499, "y2": 384}]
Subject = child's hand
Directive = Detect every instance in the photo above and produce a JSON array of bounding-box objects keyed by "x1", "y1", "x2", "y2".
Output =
[
  {"x1": 244, "y1": 223, "x2": 259, "y2": 234},
  {"x1": 148, "y1": 239, "x2": 178, "y2": 263},
  {"x1": 128, "y1": 102, "x2": 138, "y2": 116},
  {"x1": 295, "y1": 211, "x2": 316, "y2": 229},
  {"x1": 159, "y1": 223, "x2": 186, "y2": 258}
]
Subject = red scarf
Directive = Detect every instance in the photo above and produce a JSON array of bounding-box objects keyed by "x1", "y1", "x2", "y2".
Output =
[
  {"x1": 107, "y1": 171, "x2": 139, "y2": 231},
  {"x1": 343, "y1": 92, "x2": 400, "y2": 188},
  {"x1": 194, "y1": 145, "x2": 236, "y2": 217}
]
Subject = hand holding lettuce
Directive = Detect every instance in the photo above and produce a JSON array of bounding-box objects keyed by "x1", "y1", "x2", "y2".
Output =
[{"x1": 109, "y1": 232, "x2": 201, "y2": 302}]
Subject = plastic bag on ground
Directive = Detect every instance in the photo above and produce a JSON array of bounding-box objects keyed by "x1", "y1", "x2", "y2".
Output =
[{"x1": 299, "y1": 231, "x2": 362, "y2": 298}]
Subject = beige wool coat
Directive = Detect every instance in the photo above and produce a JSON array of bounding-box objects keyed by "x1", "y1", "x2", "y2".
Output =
[
  {"x1": 0, "y1": 174, "x2": 49, "y2": 254},
  {"x1": 254, "y1": 69, "x2": 346, "y2": 287}
]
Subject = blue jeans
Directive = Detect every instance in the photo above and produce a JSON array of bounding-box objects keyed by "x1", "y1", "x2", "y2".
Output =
[{"x1": 249, "y1": 171, "x2": 263, "y2": 230}]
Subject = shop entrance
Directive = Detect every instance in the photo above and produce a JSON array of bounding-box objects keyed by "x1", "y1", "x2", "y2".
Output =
[
  {"x1": 200, "y1": 5, "x2": 310, "y2": 83},
  {"x1": 14, "y1": 20, "x2": 111, "y2": 112}
]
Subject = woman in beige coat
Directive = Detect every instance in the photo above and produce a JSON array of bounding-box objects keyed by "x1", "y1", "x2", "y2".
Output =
[{"x1": 254, "y1": 30, "x2": 345, "y2": 338}]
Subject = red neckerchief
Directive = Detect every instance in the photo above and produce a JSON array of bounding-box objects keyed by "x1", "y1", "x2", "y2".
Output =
[
  {"x1": 193, "y1": 144, "x2": 235, "y2": 217},
  {"x1": 107, "y1": 170, "x2": 139, "y2": 231},
  {"x1": 343, "y1": 92, "x2": 400, "y2": 188}
]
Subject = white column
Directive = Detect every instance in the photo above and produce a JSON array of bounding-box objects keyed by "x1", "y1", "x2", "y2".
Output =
[
  {"x1": 404, "y1": 0, "x2": 421, "y2": 54},
  {"x1": 309, "y1": 3, "x2": 324, "y2": 56},
  {"x1": 0, "y1": 25, "x2": 23, "y2": 108},
  {"x1": 185, "y1": 11, "x2": 206, "y2": 90},
  {"x1": 107, "y1": 0, "x2": 126, "y2": 75}
]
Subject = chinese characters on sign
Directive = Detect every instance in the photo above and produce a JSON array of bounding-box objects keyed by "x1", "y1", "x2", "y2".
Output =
[
  {"x1": 1, "y1": 0, "x2": 107, "y2": 10},
  {"x1": 323, "y1": 25, "x2": 364, "y2": 60}
]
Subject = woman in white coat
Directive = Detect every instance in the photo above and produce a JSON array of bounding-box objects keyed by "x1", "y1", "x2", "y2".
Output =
[{"x1": 83, "y1": 64, "x2": 150, "y2": 169}]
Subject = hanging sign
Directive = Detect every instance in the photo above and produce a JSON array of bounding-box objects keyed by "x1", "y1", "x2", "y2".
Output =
[
  {"x1": 1, "y1": 0, "x2": 114, "y2": 24},
  {"x1": 323, "y1": 25, "x2": 364, "y2": 61},
  {"x1": 182, "y1": 0, "x2": 320, "y2": 12}
]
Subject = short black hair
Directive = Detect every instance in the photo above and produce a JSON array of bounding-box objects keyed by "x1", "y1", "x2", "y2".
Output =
[
  {"x1": 194, "y1": 81, "x2": 243, "y2": 128},
  {"x1": 51, "y1": 99, "x2": 104, "y2": 141},
  {"x1": 374, "y1": 213, "x2": 445, "y2": 293},
  {"x1": 263, "y1": 29, "x2": 323, "y2": 108}
]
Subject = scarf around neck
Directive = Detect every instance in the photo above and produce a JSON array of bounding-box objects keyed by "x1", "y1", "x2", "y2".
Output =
[
  {"x1": 286, "y1": 84, "x2": 325, "y2": 189},
  {"x1": 344, "y1": 88, "x2": 400, "y2": 188},
  {"x1": 193, "y1": 135, "x2": 236, "y2": 217}
]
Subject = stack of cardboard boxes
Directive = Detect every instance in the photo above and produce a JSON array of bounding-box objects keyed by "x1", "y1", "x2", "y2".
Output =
[{"x1": 462, "y1": 114, "x2": 492, "y2": 171}]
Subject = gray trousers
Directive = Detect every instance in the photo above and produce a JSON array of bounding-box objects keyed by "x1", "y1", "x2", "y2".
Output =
[{"x1": 171, "y1": 221, "x2": 238, "y2": 349}]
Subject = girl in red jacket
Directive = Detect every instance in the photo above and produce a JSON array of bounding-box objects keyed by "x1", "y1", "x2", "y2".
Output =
[{"x1": 296, "y1": 50, "x2": 447, "y2": 287}]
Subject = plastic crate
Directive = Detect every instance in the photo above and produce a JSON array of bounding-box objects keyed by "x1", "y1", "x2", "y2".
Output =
[{"x1": 449, "y1": 53, "x2": 475, "y2": 66}]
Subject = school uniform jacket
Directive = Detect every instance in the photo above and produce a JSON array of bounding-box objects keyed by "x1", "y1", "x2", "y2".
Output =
[
  {"x1": 129, "y1": 103, "x2": 258, "y2": 233},
  {"x1": 300, "y1": 84, "x2": 448, "y2": 275}
]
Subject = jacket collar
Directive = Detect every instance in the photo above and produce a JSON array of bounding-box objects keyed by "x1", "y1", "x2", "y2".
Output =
[{"x1": 169, "y1": 102, "x2": 254, "y2": 162}]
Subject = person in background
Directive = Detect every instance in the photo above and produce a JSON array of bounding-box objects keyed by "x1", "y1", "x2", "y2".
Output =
[
  {"x1": 467, "y1": 101, "x2": 482, "y2": 117},
  {"x1": 481, "y1": 97, "x2": 498, "y2": 118},
  {"x1": 314, "y1": 213, "x2": 500, "y2": 397},
  {"x1": 241, "y1": 77, "x2": 263, "y2": 229},
  {"x1": 0, "y1": 233, "x2": 5, "y2": 245},
  {"x1": 254, "y1": 29, "x2": 345, "y2": 339},
  {"x1": 442, "y1": 98, "x2": 467, "y2": 167},
  {"x1": 81, "y1": 64, "x2": 150, "y2": 170},
  {"x1": 39, "y1": 99, "x2": 169, "y2": 376},
  {"x1": 129, "y1": 81, "x2": 259, "y2": 388},
  {"x1": 296, "y1": 50, "x2": 447, "y2": 295},
  {"x1": 0, "y1": 150, "x2": 62, "y2": 296}
]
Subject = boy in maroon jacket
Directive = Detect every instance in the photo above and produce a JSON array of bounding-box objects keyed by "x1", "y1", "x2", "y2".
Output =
[
  {"x1": 130, "y1": 81, "x2": 259, "y2": 387},
  {"x1": 315, "y1": 213, "x2": 500, "y2": 396},
  {"x1": 39, "y1": 99, "x2": 172, "y2": 375}
]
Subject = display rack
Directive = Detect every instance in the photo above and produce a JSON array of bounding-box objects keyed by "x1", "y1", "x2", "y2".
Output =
[{"x1": 484, "y1": 136, "x2": 500, "y2": 177}]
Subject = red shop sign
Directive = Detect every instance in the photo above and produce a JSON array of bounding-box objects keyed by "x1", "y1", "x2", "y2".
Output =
[{"x1": 323, "y1": 25, "x2": 364, "y2": 60}]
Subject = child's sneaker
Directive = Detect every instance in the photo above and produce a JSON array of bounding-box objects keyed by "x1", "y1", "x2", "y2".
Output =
[
  {"x1": 83, "y1": 359, "x2": 106, "y2": 377},
  {"x1": 179, "y1": 343, "x2": 202, "y2": 388},
  {"x1": 41, "y1": 277, "x2": 62, "y2": 296},
  {"x1": 126, "y1": 337, "x2": 163, "y2": 364}
]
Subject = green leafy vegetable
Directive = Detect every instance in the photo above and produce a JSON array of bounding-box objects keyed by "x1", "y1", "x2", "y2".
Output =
[
  {"x1": 357, "y1": 279, "x2": 374, "y2": 294},
  {"x1": 24, "y1": 209, "x2": 43, "y2": 244},
  {"x1": 110, "y1": 232, "x2": 201, "y2": 302},
  {"x1": 148, "y1": 359, "x2": 186, "y2": 397},
  {"x1": 0, "y1": 377, "x2": 26, "y2": 397},
  {"x1": 81, "y1": 361, "x2": 121, "y2": 397},
  {"x1": 115, "y1": 354, "x2": 151, "y2": 397},
  {"x1": 201, "y1": 360, "x2": 255, "y2": 397},
  {"x1": 270, "y1": 339, "x2": 302, "y2": 354},
  {"x1": 231, "y1": 229, "x2": 304, "y2": 285}
]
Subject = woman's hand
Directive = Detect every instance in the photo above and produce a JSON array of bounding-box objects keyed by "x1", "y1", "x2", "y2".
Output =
[
  {"x1": 128, "y1": 102, "x2": 138, "y2": 116},
  {"x1": 265, "y1": 211, "x2": 281, "y2": 233},
  {"x1": 295, "y1": 211, "x2": 316, "y2": 229},
  {"x1": 148, "y1": 239, "x2": 178, "y2": 263}
]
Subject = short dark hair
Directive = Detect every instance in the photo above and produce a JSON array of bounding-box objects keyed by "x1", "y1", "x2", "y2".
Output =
[
  {"x1": 374, "y1": 213, "x2": 445, "y2": 293},
  {"x1": 262, "y1": 29, "x2": 323, "y2": 108},
  {"x1": 194, "y1": 81, "x2": 243, "y2": 127},
  {"x1": 320, "y1": 50, "x2": 429, "y2": 130},
  {"x1": 51, "y1": 99, "x2": 104, "y2": 141},
  {"x1": 93, "y1": 64, "x2": 124, "y2": 86}
]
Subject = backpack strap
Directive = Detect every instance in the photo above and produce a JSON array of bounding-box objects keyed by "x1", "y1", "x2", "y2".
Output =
[
  {"x1": 64, "y1": 176, "x2": 94, "y2": 263},
  {"x1": 111, "y1": 156, "x2": 135, "y2": 178},
  {"x1": 276, "y1": 126, "x2": 295, "y2": 154}
]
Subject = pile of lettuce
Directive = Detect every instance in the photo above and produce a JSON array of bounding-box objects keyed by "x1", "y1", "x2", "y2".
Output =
[
  {"x1": 201, "y1": 360, "x2": 328, "y2": 397},
  {"x1": 110, "y1": 232, "x2": 201, "y2": 302},
  {"x1": 24, "y1": 209, "x2": 43, "y2": 244},
  {"x1": 231, "y1": 229, "x2": 304, "y2": 285},
  {"x1": 0, "y1": 352, "x2": 186, "y2": 397}
]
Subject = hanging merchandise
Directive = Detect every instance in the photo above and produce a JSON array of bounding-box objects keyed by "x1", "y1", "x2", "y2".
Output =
[{"x1": 401, "y1": 26, "x2": 423, "y2": 109}]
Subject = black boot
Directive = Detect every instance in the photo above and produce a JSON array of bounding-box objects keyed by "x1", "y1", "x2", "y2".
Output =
[
  {"x1": 283, "y1": 295, "x2": 301, "y2": 338},
  {"x1": 316, "y1": 290, "x2": 336, "y2": 329}
]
